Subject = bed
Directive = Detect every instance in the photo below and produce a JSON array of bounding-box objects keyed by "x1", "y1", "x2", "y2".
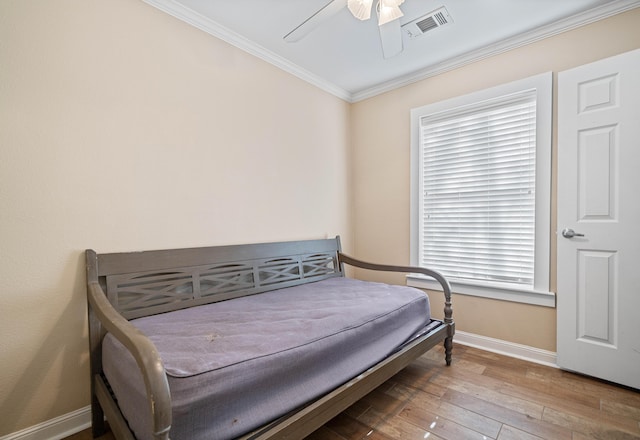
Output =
[{"x1": 86, "y1": 236, "x2": 454, "y2": 439}]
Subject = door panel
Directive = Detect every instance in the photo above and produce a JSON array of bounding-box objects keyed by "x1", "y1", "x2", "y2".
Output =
[
  {"x1": 557, "y1": 48, "x2": 640, "y2": 390},
  {"x1": 578, "y1": 126, "x2": 616, "y2": 220},
  {"x1": 577, "y1": 250, "x2": 615, "y2": 345}
]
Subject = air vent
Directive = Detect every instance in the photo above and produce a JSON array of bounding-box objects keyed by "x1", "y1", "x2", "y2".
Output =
[{"x1": 402, "y1": 6, "x2": 452, "y2": 39}]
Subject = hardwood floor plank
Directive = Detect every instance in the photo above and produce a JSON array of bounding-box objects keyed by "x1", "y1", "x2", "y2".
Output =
[
  {"x1": 541, "y1": 395, "x2": 640, "y2": 434},
  {"x1": 358, "y1": 407, "x2": 446, "y2": 440},
  {"x1": 305, "y1": 426, "x2": 347, "y2": 440},
  {"x1": 357, "y1": 385, "x2": 406, "y2": 416},
  {"x1": 599, "y1": 389, "x2": 640, "y2": 410},
  {"x1": 320, "y1": 413, "x2": 373, "y2": 440},
  {"x1": 461, "y1": 350, "x2": 531, "y2": 376},
  {"x1": 421, "y1": 349, "x2": 487, "y2": 375},
  {"x1": 435, "y1": 401, "x2": 502, "y2": 438},
  {"x1": 359, "y1": 430, "x2": 396, "y2": 440},
  {"x1": 571, "y1": 432, "x2": 640, "y2": 440},
  {"x1": 496, "y1": 425, "x2": 545, "y2": 440},
  {"x1": 431, "y1": 368, "x2": 545, "y2": 419},
  {"x1": 542, "y1": 406, "x2": 640, "y2": 439},
  {"x1": 394, "y1": 373, "x2": 448, "y2": 398},
  {"x1": 601, "y1": 398, "x2": 640, "y2": 420},
  {"x1": 385, "y1": 382, "x2": 440, "y2": 412},
  {"x1": 392, "y1": 363, "x2": 447, "y2": 397},
  {"x1": 342, "y1": 398, "x2": 372, "y2": 420},
  {"x1": 552, "y1": 370, "x2": 640, "y2": 404},
  {"x1": 389, "y1": 382, "x2": 502, "y2": 438},
  {"x1": 482, "y1": 365, "x2": 602, "y2": 410},
  {"x1": 442, "y1": 389, "x2": 573, "y2": 440},
  {"x1": 398, "y1": 405, "x2": 496, "y2": 440}
]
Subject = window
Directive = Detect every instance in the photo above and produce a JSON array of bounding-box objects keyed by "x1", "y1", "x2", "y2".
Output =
[{"x1": 409, "y1": 73, "x2": 554, "y2": 306}]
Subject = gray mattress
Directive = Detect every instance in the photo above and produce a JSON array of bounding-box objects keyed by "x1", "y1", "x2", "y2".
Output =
[{"x1": 102, "y1": 277, "x2": 431, "y2": 440}]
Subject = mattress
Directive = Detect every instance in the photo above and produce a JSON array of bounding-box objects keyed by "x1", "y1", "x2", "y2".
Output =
[{"x1": 102, "y1": 277, "x2": 431, "y2": 440}]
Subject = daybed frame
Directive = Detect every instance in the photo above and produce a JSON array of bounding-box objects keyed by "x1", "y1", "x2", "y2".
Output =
[{"x1": 86, "y1": 236, "x2": 454, "y2": 440}]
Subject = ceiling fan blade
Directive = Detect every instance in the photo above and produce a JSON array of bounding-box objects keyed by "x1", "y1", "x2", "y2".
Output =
[
  {"x1": 284, "y1": 0, "x2": 348, "y2": 43},
  {"x1": 378, "y1": 17, "x2": 403, "y2": 58}
]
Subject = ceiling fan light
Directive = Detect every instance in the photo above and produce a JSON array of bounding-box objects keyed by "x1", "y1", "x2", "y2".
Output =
[
  {"x1": 348, "y1": 0, "x2": 373, "y2": 20},
  {"x1": 378, "y1": 1, "x2": 403, "y2": 26}
]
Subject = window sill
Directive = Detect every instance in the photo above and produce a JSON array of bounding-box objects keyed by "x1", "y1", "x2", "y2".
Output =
[{"x1": 406, "y1": 274, "x2": 556, "y2": 307}]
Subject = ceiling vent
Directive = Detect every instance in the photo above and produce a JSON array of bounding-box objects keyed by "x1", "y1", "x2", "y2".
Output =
[{"x1": 402, "y1": 6, "x2": 453, "y2": 39}]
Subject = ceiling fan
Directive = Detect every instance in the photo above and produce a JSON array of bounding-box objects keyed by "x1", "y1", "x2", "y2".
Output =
[{"x1": 284, "y1": 0, "x2": 406, "y2": 59}]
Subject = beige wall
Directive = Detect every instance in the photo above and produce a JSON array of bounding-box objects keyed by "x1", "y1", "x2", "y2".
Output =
[
  {"x1": 0, "y1": 0, "x2": 351, "y2": 435},
  {"x1": 351, "y1": 8, "x2": 640, "y2": 352}
]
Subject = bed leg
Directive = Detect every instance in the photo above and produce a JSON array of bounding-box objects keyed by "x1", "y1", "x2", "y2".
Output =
[
  {"x1": 91, "y1": 396, "x2": 106, "y2": 438},
  {"x1": 444, "y1": 336, "x2": 453, "y2": 366}
]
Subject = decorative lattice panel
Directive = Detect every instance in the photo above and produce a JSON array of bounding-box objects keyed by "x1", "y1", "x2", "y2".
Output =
[
  {"x1": 302, "y1": 253, "x2": 337, "y2": 278},
  {"x1": 105, "y1": 252, "x2": 339, "y2": 319}
]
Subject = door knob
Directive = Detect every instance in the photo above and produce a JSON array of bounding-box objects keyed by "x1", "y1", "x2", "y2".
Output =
[{"x1": 561, "y1": 228, "x2": 585, "y2": 238}]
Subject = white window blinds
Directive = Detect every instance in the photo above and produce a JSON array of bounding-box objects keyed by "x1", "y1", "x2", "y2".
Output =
[{"x1": 419, "y1": 90, "x2": 537, "y2": 286}]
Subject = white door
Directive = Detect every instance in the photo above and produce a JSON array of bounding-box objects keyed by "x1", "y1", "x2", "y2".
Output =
[{"x1": 557, "y1": 48, "x2": 640, "y2": 390}]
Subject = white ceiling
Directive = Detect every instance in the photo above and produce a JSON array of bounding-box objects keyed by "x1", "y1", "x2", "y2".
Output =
[{"x1": 142, "y1": 0, "x2": 639, "y2": 101}]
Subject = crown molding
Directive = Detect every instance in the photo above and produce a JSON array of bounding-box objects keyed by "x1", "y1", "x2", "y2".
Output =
[
  {"x1": 141, "y1": 0, "x2": 352, "y2": 101},
  {"x1": 142, "y1": 0, "x2": 639, "y2": 103},
  {"x1": 351, "y1": 0, "x2": 640, "y2": 101}
]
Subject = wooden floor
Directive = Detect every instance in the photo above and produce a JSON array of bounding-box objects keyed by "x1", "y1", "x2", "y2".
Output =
[{"x1": 67, "y1": 344, "x2": 640, "y2": 440}]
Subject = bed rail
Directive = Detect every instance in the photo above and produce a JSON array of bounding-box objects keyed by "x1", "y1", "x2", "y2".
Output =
[
  {"x1": 88, "y1": 282, "x2": 171, "y2": 439},
  {"x1": 338, "y1": 252, "x2": 454, "y2": 365}
]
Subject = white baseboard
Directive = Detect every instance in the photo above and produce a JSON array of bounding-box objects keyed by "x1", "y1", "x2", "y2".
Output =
[
  {"x1": 454, "y1": 330, "x2": 558, "y2": 368},
  {"x1": 0, "y1": 333, "x2": 556, "y2": 440},
  {"x1": 0, "y1": 406, "x2": 91, "y2": 440}
]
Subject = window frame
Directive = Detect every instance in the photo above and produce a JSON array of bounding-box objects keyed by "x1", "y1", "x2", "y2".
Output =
[{"x1": 409, "y1": 72, "x2": 554, "y2": 307}]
